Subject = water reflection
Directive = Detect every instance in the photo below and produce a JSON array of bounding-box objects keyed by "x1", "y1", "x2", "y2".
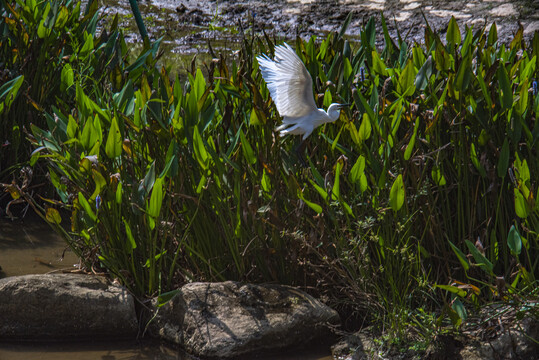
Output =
[
  {"x1": 0, "y1": 340, "x2": 191, "y2": 360},
  {"x1": 0, "y1": 215, "x2": 79, "y2": 277}
]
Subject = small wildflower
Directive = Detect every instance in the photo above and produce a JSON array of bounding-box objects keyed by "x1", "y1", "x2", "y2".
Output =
[
  {"x1": 359, "y1": 66, "x2": 365, "y2": 82},
  {"x1": 95, "y1": 194, "x2": 102, "y2": 210},
  {"x1": 533, "y1": 80, "x2": 537, "y2": 96}
]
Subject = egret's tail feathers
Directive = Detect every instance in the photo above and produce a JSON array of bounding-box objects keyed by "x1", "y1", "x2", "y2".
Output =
[
  {"x1": 278, "y1": 124, "x2": 302, "y2": 137},
  {"x1": 275, "y1": 124, "x2": 289, "y2": 131}
]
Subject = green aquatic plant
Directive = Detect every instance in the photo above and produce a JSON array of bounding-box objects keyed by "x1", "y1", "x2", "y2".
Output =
[{"x1": 20, "y1": 7, "x2": 538, "y2": 348}]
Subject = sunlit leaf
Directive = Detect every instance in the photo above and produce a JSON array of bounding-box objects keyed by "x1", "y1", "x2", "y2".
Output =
[
  {"x1": 435, "y1": 284, "x2": 467, "y2": 298},
  {"x1": 239, "y1": 130, "x2": 257, "y2": 165},
  {"x1": 448, "y1": 240, "x2": 469, "y2": 271},
  {"x1": 148, "y1": 177, "x2": 164, "y2": 219},
  {"x1": 60, "y1": 63, "x2": 74, "y2": 92},
  {"x1": 389, "y1": 174, "x2": 405, "y2": 212},
  {"x1": 465, "y1": 240, "x2": 493, "y2": 275},
  {"x1": 431, "y1": 166, "x2": 447, "y2": 186},
  {"x1": 446, "y1": 16, "x2": 461, "y2": 45},
  {"x1": 358, "y1": 112, "x2": 371, "y2": 141},
  {"x1": 105, "y1": 116, "x2": 122, "y2": 158},
  {"x1": 514, "y1": 188, "x2": 529, "y2": 218},
  {"x1": 45, "y1": 208, "x2": 62, "y2": 225},
  {"x1": 507, "y1": 225, "x2": 522, "y2": 256},
  {"x1": 372, "y1": 50, "x2": 388, "y2": 76},
  {"x1": 397, "y1": 60, "x2": 417, "y2": 96},
  {"x1": 349, "y1": 155, "x2": 366, "y2": 184},
  {"x1": 78, "y1": 192, "x2": 96, "y2": 222},
  {"x1": 404, "y1": 119, "x2": 419, "y2": 160},
  {"x1": 193, "y1": 126, "x2": 209, "y2": 170},
  {"x1": 497, "y1": 64, "x2": 513, "y2": 109}
]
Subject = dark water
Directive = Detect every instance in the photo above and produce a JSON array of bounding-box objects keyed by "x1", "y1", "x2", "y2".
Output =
[
  {"x1": 0, "y1": 340, "x2": 334, "y2": 360},
  {"x1": 0, "y1": 340, "x2": 189, "y2": 360}
]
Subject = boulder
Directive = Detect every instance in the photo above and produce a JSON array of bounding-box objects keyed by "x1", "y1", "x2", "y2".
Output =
[
  {"x1": 148, "y1": 281, "x2": 340, "y2": 358},
  {"x1": 459, "y1": 316, "x2": 538, "y2": 360},
  {"x1": 0, "y1": 274, "x2": 138, "y2": 339}
]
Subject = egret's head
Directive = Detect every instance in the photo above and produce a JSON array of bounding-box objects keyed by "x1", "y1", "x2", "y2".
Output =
[{"x1": 327, "y1": 103, "x2": 350, "y2": 122}]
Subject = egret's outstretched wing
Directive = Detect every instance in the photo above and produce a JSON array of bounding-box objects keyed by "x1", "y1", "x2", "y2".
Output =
[{"x1": 256, "y1": 43, "x2": 317, "y2": 118}]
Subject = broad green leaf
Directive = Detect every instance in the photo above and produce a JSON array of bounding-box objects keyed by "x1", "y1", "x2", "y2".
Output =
[
  {"x1": 139, "y1": 162, "x2": 156, "y2": 199},
  {"x1": 54, "y1": 5, "x2": 69, "y2": 29},
  {"x1": 455, "y1": 52, "x2": 472, "y2": 92},
  {"x1": 465, "y1": 240, "x2": 493, "y2": 275},
  {"x1": 452, "y1": 298, "x2": 467, "y2": 321},
  {"x1": 0, "y1": 75, "x2": 24, "y2": 115},
  {"x1": 397, "y1": 60, "x2": 417, "y2": 96},
  {"x1": 448, "y1": 240, "x2": 469, "y2": 271},
  {"x1": 249, "y1": 108, "x2": 260, "y2": 125},
  {"x1": 415, "y1": 56, "x2": 432, "y2": 91},
  {"x1": 514, "y1": 155, "x2": 530, "y2": 183},
  {"x1": 476, "y1": 66, "x2": 492, "y2": 109},
  {"x1": 193, "y1": 126, "x2": 209, "y2": 170},
  {"x1": 261, "y1": 169, "x2": 271, "y2": 192},
  {"x1": 332, "y1": 159, "x2": 343, "y2": 199},
  {"x1": 298, "y1": 192, "x2": 322, "y2": 214},
  {"x1": 514, "y1": 188, "x2": 529, "y2": 218},
  {"x1": 359, "y1": 173, "x2": 368, "y2": 193},
  {"x1": 358, "y1": 112, "x2": 371, "y2": 141},
  {"x1": 404, "y1": 119, "x2": 419, "y2": 160},
  {"x1": 60, "y1": 63, "x2": 74, "y2": 92},
  {"x1": 497, "y1": 138, "x2": 510, "y2": 178},
  {"x1": 349, "y1": 155, "x2": 366, "y2": 184},
  {"x1": 123, "y1": 219, "x2": 137, "y2": 251},
  {"x1": 80, "y1": 115, "x2": 99, "y2": 151},
  {"x1": 239, "y1": 130, "x2": 257, "y2": 165},
  {"x1": 79, "y1": 32, "x2": 94, "y2": 58},
  {"x1": 157, "y1": 290, "x2": 180, "y2": 307},
  {"x1": 507, "y1": 225, "x2": 522, "y2": 256},
  {"x1": 431, "y1": 166, "x2": 447, "y2": 186},
  {"x1": 435, "y1": 284, "x2": 467, "y2": 298},
  {"x1": 497, "y1": 65, "x2": 513, "y2": 109},
  {"x1": 45, "y1": 208, "x2": 62, "y2": 225},
  {"x1": 372, "y1": 50, "x2": 388, "y2": 77},
  {"x1": 105, "y1": 116, "x2": 122, "y2": 158},
  {"x1": 470, "y1": 143, "x2": 486, "y2": 177},
  {"x1": 487, "y1": 22, "x2": 497, "y2": 46},
  {"x1": 91, "y1": 170, "x2": 106, "y2": 201},
  {"x1": 446, "y1": 16, "x2": 461, "y2": 45},
  {"x1": 193, "y1": 68, "x2": 206, "y2": 101},
  {"x1": 78, "y1": 192, "x2": 96, "y2": 222},
  {"x1": 116, "y1": 182, "x2": 123, "y2": 205},
  {"x1": 67, "y1": 115, "x2": 78, "y2": 139},
  {"x1": 148, "y1": 177, "x2": 164, "y2": 226},
  {"x1": 309, "y1": 179, "x2": 328, "y2": 202},
  {"x1": 516, "y1": 79, "x2": 529, "y2": 115},
  {"x1": 389, "y1": 174, "x2": 405, "y2": 212},
  {"x1": 323, "y1": 89, "x2": 333, "y2": 108}
]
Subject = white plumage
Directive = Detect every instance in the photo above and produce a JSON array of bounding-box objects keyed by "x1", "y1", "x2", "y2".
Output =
[{"x1": 257, "y1": 43, "x2": 347, "y2": 141}]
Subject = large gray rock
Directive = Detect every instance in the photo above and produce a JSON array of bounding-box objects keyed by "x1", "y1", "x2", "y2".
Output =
[
  {"x1": 0, "y1": 274, "x2": 138, "y2": 339},
  {"x1": 148, "y1": 281, "x2": 340, "y2": 358},
  {"x1": 459, "y1": 316, "x2": 538, "y2": 360}
]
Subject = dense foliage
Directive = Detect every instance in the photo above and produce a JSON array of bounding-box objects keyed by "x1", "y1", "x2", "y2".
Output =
[{"x1": 2, "y1": 0, "x2": 538, "y2": 347}]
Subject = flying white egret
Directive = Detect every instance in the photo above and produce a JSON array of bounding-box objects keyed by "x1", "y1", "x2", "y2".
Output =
[{"x1": 256, "y1": 43, "x2": 348, "y2": 165}]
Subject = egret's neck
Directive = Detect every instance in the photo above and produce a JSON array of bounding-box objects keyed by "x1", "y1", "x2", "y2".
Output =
[{"x1": 326, "y1": 104, "x2": 342, "y2": 122}]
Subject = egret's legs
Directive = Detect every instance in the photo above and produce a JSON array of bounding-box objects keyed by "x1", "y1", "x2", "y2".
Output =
[{"x1": 294, "y1": 140, "x2": 308, "y2": 168}]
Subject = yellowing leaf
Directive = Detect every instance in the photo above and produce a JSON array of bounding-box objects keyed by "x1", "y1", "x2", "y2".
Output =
[{"x1": 45, "y1": 208, "x2": 62, "y2": 225}]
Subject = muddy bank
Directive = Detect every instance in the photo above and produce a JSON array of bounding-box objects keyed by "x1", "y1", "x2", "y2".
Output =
[{"x1": 104, "y1": 0, "x2": 539, "y2": 55}]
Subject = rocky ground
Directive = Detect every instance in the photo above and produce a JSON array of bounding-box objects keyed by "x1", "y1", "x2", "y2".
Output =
[{"x1": 109, "y1": 0, "x2": 539, "y2": 53}]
